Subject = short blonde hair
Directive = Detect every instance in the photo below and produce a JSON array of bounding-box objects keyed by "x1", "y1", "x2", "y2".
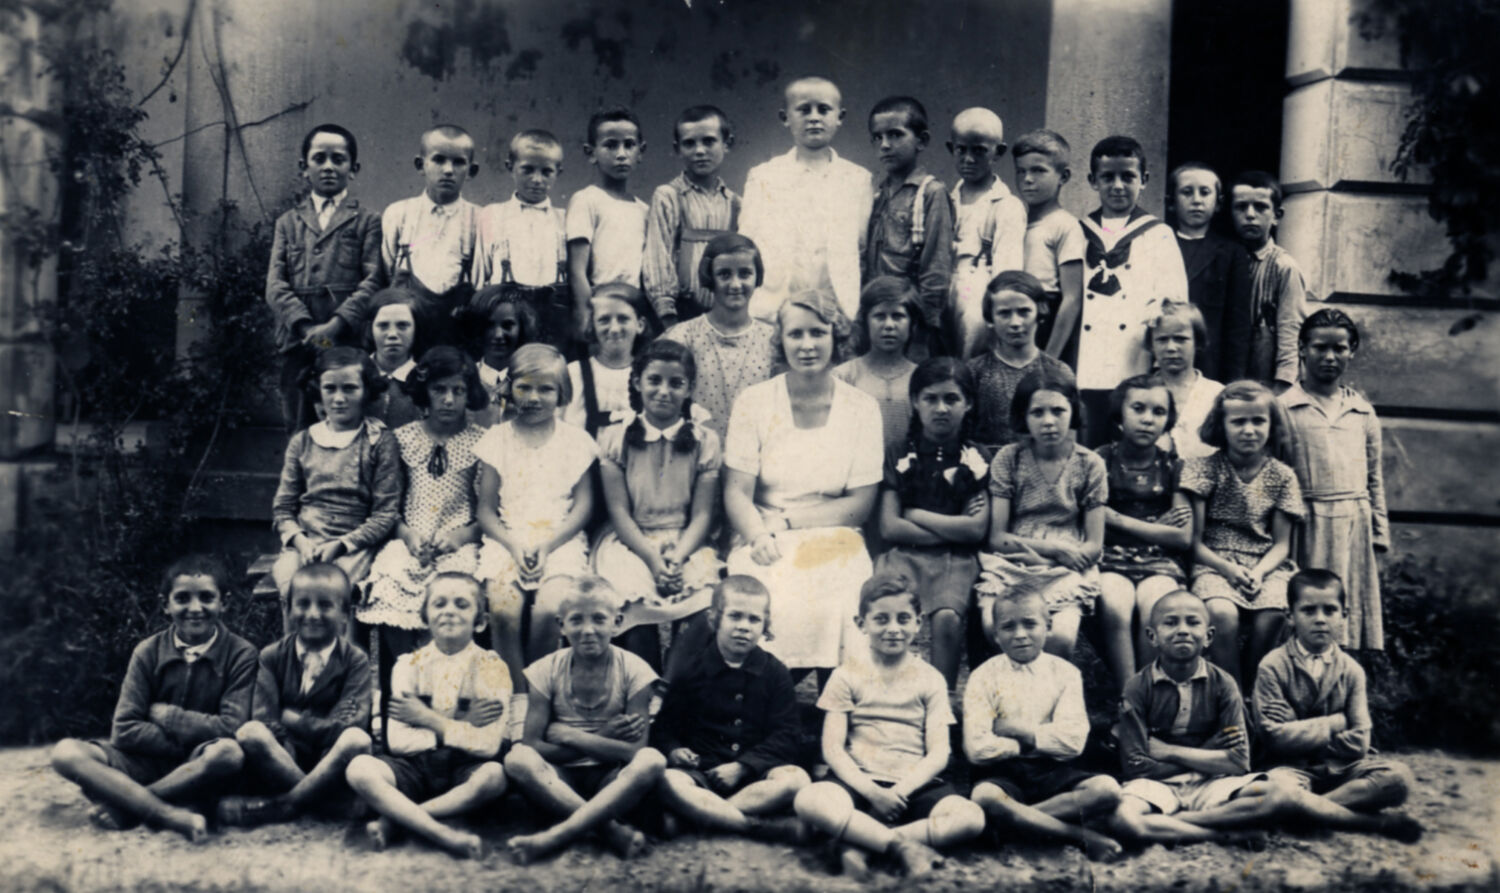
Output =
[
  {"x1": 553, "y1": 574, "x2": 623, "y2": 617},
  {"x1": 770, "y1": 289, "x2": 854, "y2": 368},
  {"x1": 506, "y1": 343, "x2": 571, "y2": 408}
]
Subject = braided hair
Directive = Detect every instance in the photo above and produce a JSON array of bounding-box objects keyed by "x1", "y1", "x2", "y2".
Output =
[{"x1": 624, "y1": 338, "x2": 699, "y2": 454}]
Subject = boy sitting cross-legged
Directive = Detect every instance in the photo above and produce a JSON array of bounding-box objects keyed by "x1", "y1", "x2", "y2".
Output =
[
  {"x1": 218, "y1": 563, "x2": 373, "y2": 828},
  {"x1": 794, "y1": 573, "x2": 985, "y2": 880},
  {"x1": 965, "y1": 583, "x2": 1125, "y2": 861},
  {"x1": 503, "y1": 575, "x2": 666, "y2": 863},
  {"x1": 1110, "y1": 589, "x2": 1419, "y2": 846},
  {"x1": 654, "y1": 575, "x2": 810, "y2": 842},
  {"x1": 1253, "y1": 569, "x2": 1421, "y2": 840},
  {"x1": 344, "y1": 572, "x2": 509, "y2": 859},
  {"x1": 50, "y1": 555, "x2": 257, "y2": 842}
]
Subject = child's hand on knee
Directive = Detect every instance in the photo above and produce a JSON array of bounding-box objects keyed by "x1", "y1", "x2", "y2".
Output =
[
  {"x1": 866, "y1": 787, "x2": 907, "y2": 823},
  {"x1": 668, "y1": 747, "x2": 700, "y2": 768},
  {"x1": 292, "y1": 534, "x2": 317, "y2": 565},
  {"x1": 313, "y1": 540, "x2": 347, "y2": 563},
  {"x1": 706, "y1": 762, "x2": 748, "y2": 793}
]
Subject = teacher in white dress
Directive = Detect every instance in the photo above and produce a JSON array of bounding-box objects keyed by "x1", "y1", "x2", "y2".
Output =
[{"x1": 721, "y1": 289, "x2": 884, "y2": 681}]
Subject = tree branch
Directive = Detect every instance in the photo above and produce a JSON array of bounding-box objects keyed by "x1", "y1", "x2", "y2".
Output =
[{"x1": 138, "y1": 0, "x2": 197, "y2": 107}]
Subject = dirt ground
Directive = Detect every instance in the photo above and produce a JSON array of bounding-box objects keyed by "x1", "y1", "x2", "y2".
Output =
[{"x1": 1, "y1": 746, "x2": 1494, "y2": 893}]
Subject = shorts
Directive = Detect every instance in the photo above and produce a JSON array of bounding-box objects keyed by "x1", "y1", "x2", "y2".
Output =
[
  {"x1": 828, "y1": 775, "x2": 959, "y2": 824},
  {"x1": 1121, "y1": 772, "x2": 1268, "y2": 815},
  {"x1": 877, "y1": 547, "x2": 979, "y2": 617},
  {"x1": 91, "y1": 737, "x2": 225, "y2": 786},
  {"x1": 557, "y1": 762, "x2": 624, "y2": 798},
  {"x1": 971, "y1": 757, "x2": 1099, "y2": 805},
  {"x1": 674, "y1": 761, "x2": 776, "y2": 795},
  {"x1": 1266, "y1": 758, "x2": 1408, "y2": 798},
  {"x1": 379, "y1": 748, "x2": 493, "y2": 802}
]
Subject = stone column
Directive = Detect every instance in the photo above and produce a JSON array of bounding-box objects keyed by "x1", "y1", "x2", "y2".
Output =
[
  {"x1": 0, "y1": 7, "x2": 59, "y2": 551},
  {"x1": 1279, "y1": 0, "x2": 1499, "y2": 576},
  {"x1": 1044, "y1": 0, "x2": 1173, "y2": 217}
]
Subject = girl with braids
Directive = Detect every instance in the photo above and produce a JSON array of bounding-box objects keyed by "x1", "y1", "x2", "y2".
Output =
[
  {"x1": 592, "y1": 338, "x2": 724, "y2": 668},
  {"x1": 875, "y1": 357, "x2": 991, "y2": 690}
]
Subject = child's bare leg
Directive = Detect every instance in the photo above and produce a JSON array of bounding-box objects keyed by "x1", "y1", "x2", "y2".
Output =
[
  {"x1": 973, "y1": 781, "x2": 1121, "y2": 860},
  {"x1": 507, "y1": 747, "x2": 664, "y2": 862},
  {"x1": 235, "y1": 721, "x2": 305, "y2": 793},
  {"x1": 344, "y1": 754, "x2": 483, "y2": 858},
  {"x1": 1109, "y1": 795, "x2": 1221, "y2": 844},
  {"x1": 1326, "y1": 761, "x2": 1414, "y2": 812},
  {"x1": 147, "y1": 739, "x2": 243, "y2": 803},
  {"x1": 1097, "y1": 575, "x2": 1137, "y2": 693},
  {"x1": 416, "y1": 761, "x2": 507, "y2": 819},
  {"x1": 928, "y1": 608, "x2": 964, "y2": 690},
  {"x1": 486, "y1": 580, "x2": 527, "y2": 687},
  {"x1": 893, "y1": 794, "x2": 985, "y2": 848},
  {"x1": 50, "y1": 739, "x2": 208, "y2": 842},
  {"x1": 660, "y1": 769, "x2": 751, "y2": 832},
  {"x1": 1180, "y1": 779, "x2": 1420, "y2": 841},
  {"x1": 285, "y1": 728, "x2": 371, "y2": 808},
  {"x1": 1044, "y1": 606, "x2": 1082, "y2": 659},
  {"x1": 1202, "y1": 597, "x2": 1242, "y2": 689},
  {"x1": 1134, "y1": 576, "x2": 1178, "y2": 668},
  {"x1": 526, "y1": 608, "x2": 561, "y2": 663},
  {"x1": 1247, "y1": 609, "x2": 1285, "y2": 680},
  {"x1": 794, "y1": 782, "x2": 896, "y2": 851},
  {"x1": 728, "y1": 765, "x2": 811, "y2": 816}
]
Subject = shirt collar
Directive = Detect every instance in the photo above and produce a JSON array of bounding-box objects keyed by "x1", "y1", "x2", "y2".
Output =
[
  {"x1": 381, "y1": 358, "x2": 416, "y2": 382},
  {"x1": 509, "y1": 194, "x2": 552, "y2": 213},
  {"x1": 425, "y1": 195, "x2": 464, "y2": 217},
  {"x1": 477, "y1": 360, "x2": 506, "y2": 389},
  {"x1": 950, "y1": 173, "x2": 1014, "y2": 204},
  {"x1": 295, "y1": 637, "x2": 339, "y2": 666},
  {"x1": 672, "y1": 171, "x2": 728, "y2": 197},
  {"x1": 1150, "y1": 657, "x2": 1209, "y2": 685},
  {"x1": 1000, "y1": 653, "x2": 1040, "y2": 675},
  {"x1": 1290, "y1": 637, "x2": 1338, "y2": 666},
  {"x1": 1252, "y1": 237, "x2": 1279, "y2": 260},
  {"x1": 173, "y1": 627, "x2": 219, "y2": 662},
  {"x1": 312, "y1": 190, "x2": 347, "y2": 212},
  {"x1": 783, "y1": 146, "x2": 844, "y2": 170},
  {"x1": 308, "y1": 417, "x2": 387, "y2": 448},
  {"x1": 704, "y1": 640, "x2": 767, "y2": 676}
]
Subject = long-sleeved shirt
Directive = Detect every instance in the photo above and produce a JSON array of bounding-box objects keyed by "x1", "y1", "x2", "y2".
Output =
[
  {"x1": 1245, "y1": 238, "x2": 1309, "y2": 388},
  {"x1": 652, "y1": 642, "x2": 799, "y2": 776},
  {"x1": 1252, "y1": 640, "x2": 1371, "y2": 773},
  {"x1": 1116, "y1": 657, "x2": 1251, "y2": 781},
  {"x1": 1279, "y1": 384, "x2": 1388, "y2": 545},
  {"x1": 271, "y1": 419, "x2": 402, "y2": 553},
  {"x1": 642, "y1": 173, "x2": 741, "y2": 319},
  {"x1": 863, "y1": 167, "x2": 954, "y2": 330},
  {"x1": 472, "y1": 195, "x2": 567, "y2": 288},
  {"x1": 740, "y1": 148, "x2": 872, "y2": 321},
  {"x1": 387, "y1": 641, "x2": 511, "y2": 759},
  {"x1": 963, "y1": 652, "x2": 1089, "y2": 764},
  {"x1": 1077, "y1": 209, "x2": 1189, "y2": 390},
  {"x1": 1177, "y1": 232, "x2": 1253, "y2": 382},
  {"x1": 265, "y1": 194, "x2": 383, "y2": 352},
  {"x1": 381, "y1": 194, "x2": 480, "y2": 295},
  {"x1": 111, "y1": 624, "x2": 258, "y2": 759},
  {"x1": 251, "y1": 633, "x2": 372, "y2": 748}
]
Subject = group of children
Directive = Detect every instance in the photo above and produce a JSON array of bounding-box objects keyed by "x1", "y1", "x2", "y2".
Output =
[{"x1": 50, "y1": 73, "x2": 1417, "y2": 875}]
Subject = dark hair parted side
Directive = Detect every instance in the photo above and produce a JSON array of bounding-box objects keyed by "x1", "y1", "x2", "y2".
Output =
[
  {"x1": 301, "y1": 345, "x2": 389, "y2": 407},
  {"x1": 1009, "y1": 365, "x2": 1082, "y2": 435},
  {"x1": 301, "y1": 123, "x2": 359, "y2": 165},
  {"x1": 625, "y1": 338, "x2": 698, "y2": 454},
  {"x1": 404, "y1": 345, "x2": 490, "y2": 411},
  {"x1": 905, "y1": 356, "x2": 979, "y2": 445},
  {"x1": 1299, "y1": 307, "x2": 1361, "y2": 352},
  {"x1": 1090, "y1": 134, "x2": 1148, "y2": 175}
]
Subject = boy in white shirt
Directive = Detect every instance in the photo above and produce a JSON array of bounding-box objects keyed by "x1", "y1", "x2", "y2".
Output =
[
  {"x1": 740, "y1": 77, "x2": 872, "y2": 321},
  {"x1": 344, "y1": 573, "x2": 509, "y2": 859},
  {"x1": 965, "y1": 586, "x2": 1124, "y2": 861},
  {"x1": 473, "y1": 130, "x2": 571, "y2": 349},
  {"x1": 566, "y1": 108, "x2": 649, "y2": 343},
  {"x1": 1012, "y1": 129, "x2": 1087, "y2": 360},
  {"x1": 948, "y1": 108, "x2": 1027, "y2": 358}
]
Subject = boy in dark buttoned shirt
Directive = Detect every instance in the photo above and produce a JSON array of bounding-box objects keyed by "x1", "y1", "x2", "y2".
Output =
[
  {"x1": 218, "y1": 564, "x2": 373, "y2": 827},
  {"x1": 50, "y1": 555, "x2": 257, "y2": 841},
  {"x1": 865, "y1": 96, "x2": 954, "y2": 358},
  {"x1": 654, "y1": 576, "x2": 809, "y2": 841},
  {"x1": 265, "y1": 124, "x2": 383, "y2": 431}
]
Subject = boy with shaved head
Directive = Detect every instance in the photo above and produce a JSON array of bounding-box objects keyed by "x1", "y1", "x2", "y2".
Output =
[
  {"x1": 740, "y1": 77, "x2": 872, "y2": 321},
  {"x1": 948, "y1": 107, "x2": 1027, "y2": 357}
]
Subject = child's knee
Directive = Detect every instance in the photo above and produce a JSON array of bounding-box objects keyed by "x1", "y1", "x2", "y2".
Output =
[
  {"x1": 50, "y1": 738, "x2": 97, "y2": 775},
  {"x1": 334, "y1": 727, "x2": 373, "y2": 755},
  {"x1": 1082, "y1": 775, "x2": 1123, "y2": 809},
  {"x1": 768, "y1": 764, "x2": 811, "y2": 793},
  {"x1": 344, "y1": 753, "x2": 385, "y2": 789},
  {"x1": 485, "y1": 581, "x2": 524, "y2": 625},
  {"x1": 471, "y1": 761, "x2": 508, "y2": 795},
  {"x1": 969, "y1": 780, "x2": 1009, "y2": 812},
  {"x1": 931, "y1": 795, "x2": 986, "y2": 839},
  {"x1": 503, "y1": 743, "x2": 546, "y2": 782},
  {"x1": 1204, "y1": 598, "x2": 1239, "y2": 632},
  {"x1": 234, "y1": 721, "x2": 277, "y2": 753},
  {"x1": 200, "y1": 738, "x2": 244, "y2": 775},
  {"x1": 1371, "y1": 762, "x2": 1414, "y2": 806},
  {"x1": 627, "y1": 747, "x2": 667, "y2": 778},
  {"x1": 794, "y1": 782, "x2": 854, "y2": 832}
]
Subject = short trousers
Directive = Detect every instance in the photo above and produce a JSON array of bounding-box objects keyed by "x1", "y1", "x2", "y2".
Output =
[
  {"x1": 1266, "y1": 758, "x2": 1406, "y2": 797},
  {"x1": 91, "y1": 737, "x2": 223, "y2": 786},
  {"x1": 877, "y1": 547, "x2": 979, "y2": 617},
  {"x1": 673, "y1": 761, "x2": 783, "y2": 795},
  {"x1": 828, "y1": 775, "x2": 959, "y2": 824},
  {"x1": 379, "y1": 748, "x2": 492, "y2": 802},
  {"x1": 1121, "y1": 772, "x2": 1268, "y2": 815},
  {"x1": 557, "y1": 762, "x2": 625, "y2": 798},
  {"x1": 971, "y1": 757, "x2": 1099, "y2": 805}
]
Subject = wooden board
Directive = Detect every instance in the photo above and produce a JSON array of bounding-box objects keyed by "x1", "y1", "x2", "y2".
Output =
[
  {"x1": 1381, "y1": 417, "x2": 1500, "y2": 516},
  {"x1": 1341, "y1": 305, "x2": 1500, "y2": 412}
]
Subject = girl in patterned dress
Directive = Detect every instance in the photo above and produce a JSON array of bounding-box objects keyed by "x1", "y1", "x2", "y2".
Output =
[
  {"x1": 593, "y1": 339, "x2": 723, "y2": 670},
  {"x1": 1182, "y1": 379, "x2": 1305, "y2": 688},
  {"x1": 1095, "y1": 374, "x2": 1192, "y2": 690},
  {"x1": 361, "y1": 347, "x2": 490, "y2": 705},
  {"x1": 975, "y1": 366, "x2": 1107, "y2": 661}
]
